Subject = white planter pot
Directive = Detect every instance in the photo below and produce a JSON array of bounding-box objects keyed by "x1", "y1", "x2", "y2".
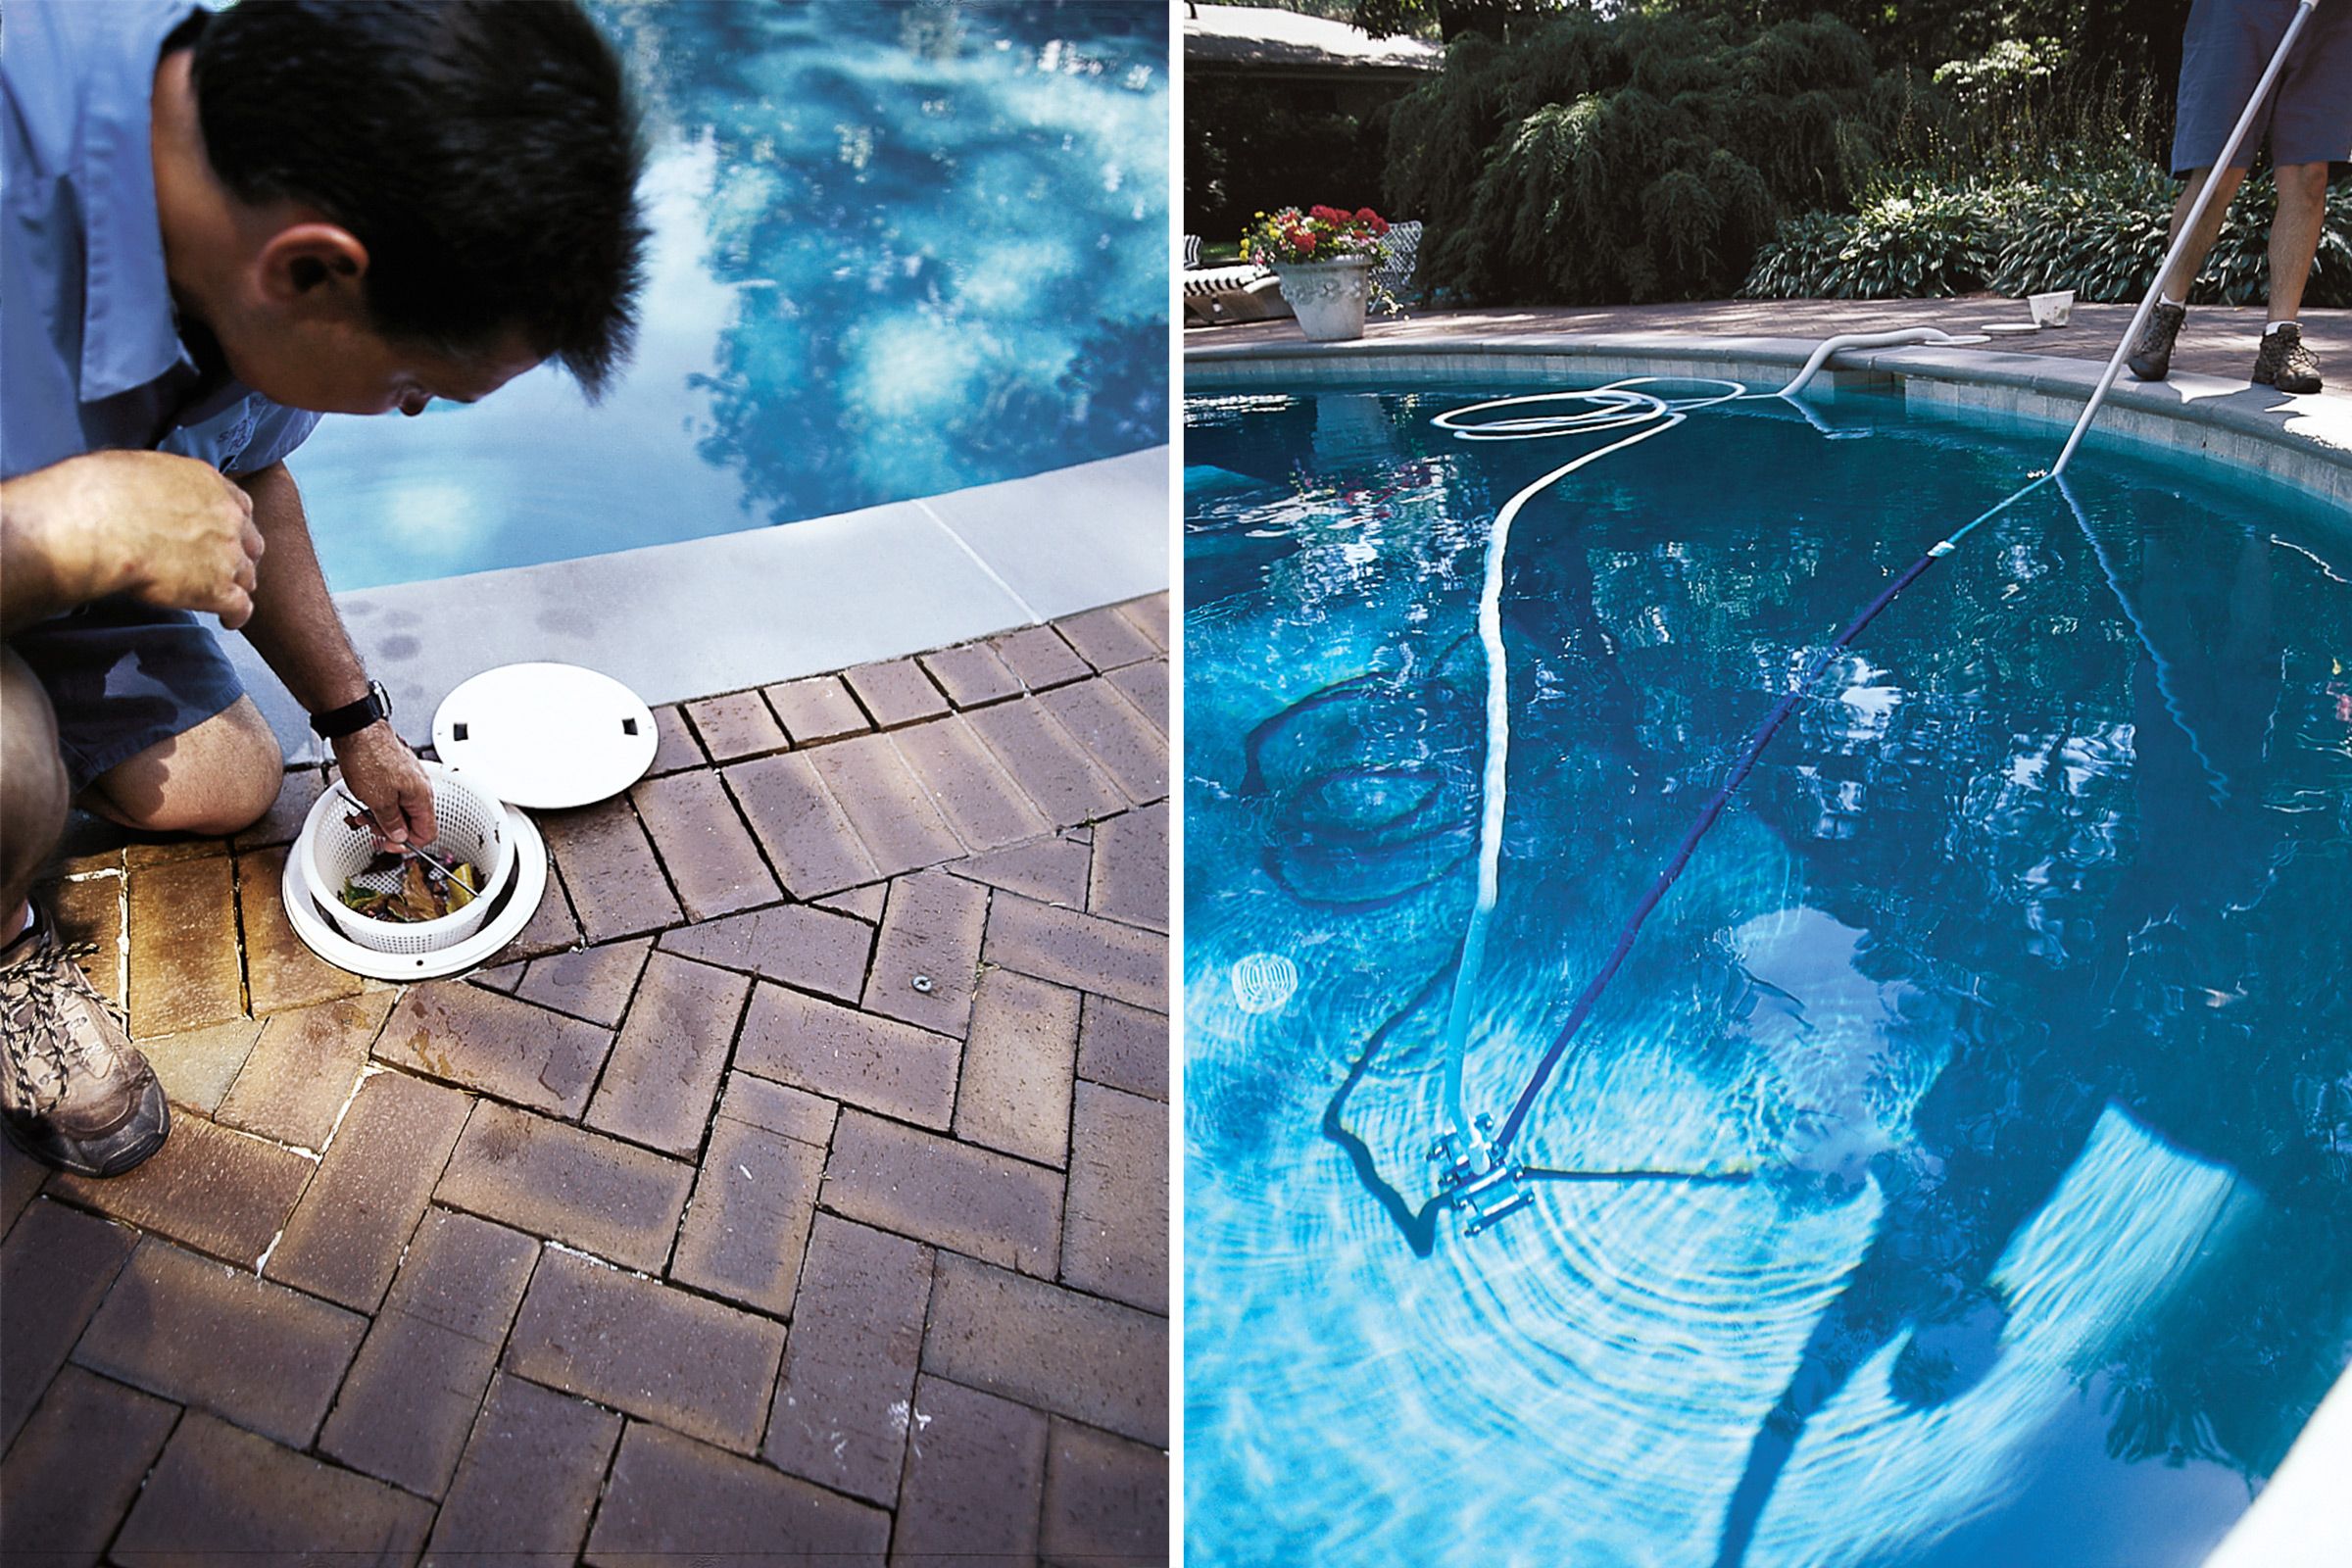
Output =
[{"x1": 1272, "y1": 257, "x2": 1374, "y2": 342}]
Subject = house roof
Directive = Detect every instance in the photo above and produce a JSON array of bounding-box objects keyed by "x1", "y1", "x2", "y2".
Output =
[{"x1": 1182, "y1": 4, "x2": 1444, "y2": 74}]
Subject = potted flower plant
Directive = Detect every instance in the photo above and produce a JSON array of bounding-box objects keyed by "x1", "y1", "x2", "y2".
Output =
[{"x1": 1243, "y1": 205, "x2": 1392, "y2": 342}]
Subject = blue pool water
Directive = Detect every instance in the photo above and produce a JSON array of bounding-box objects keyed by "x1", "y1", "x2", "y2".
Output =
[
  {"x1": 1183, "y1": 382, "x2": 2352, "y2": 1567},
  {"x1": 294, "y1": 0, "x2": 1166, "y2": 589}
]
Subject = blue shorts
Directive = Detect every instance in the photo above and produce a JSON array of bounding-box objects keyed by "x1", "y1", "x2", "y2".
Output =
[
  {"x1": 10, "y1": 599, "x2": 246, "y2": 795},
  {"x1": 2171, "y1": 0, "x2": 2352, "y2": 174}
]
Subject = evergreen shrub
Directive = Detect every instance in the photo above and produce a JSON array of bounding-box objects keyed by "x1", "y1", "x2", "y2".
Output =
[{"x1": 1385, "y1": 9, "x2": 1895, "y2": 303}]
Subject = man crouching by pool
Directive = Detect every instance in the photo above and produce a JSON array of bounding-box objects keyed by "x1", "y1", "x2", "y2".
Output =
[{"x1": 0, "y1": 0, "x2": 647, "y2": 1176}]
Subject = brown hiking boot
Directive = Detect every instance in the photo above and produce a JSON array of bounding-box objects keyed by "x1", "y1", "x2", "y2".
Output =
[
  {"x1": 2251, "y1": 322, "x2": 2323, "y2": 394},
  {"x1": 0, "y1": 901, "x2": 170, "y2": 1177},
  {"x1": 2126, "y1": 301, "x2": 2187, "y2": 381}
]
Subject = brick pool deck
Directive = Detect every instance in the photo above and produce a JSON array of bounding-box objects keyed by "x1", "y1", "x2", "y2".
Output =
[
  {"x1": 1190, "y1": 297, "x2": 2352, "y2": 398},
  {"x1": 1, "y1": 597, "x2": 1169, "y2": 1564}
]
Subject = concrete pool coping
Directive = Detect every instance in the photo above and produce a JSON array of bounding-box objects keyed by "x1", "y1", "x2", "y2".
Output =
[
  {"x1": 1186, "y1": 331, "x2": 2352, "y2": 515},
  {"x1": 230, "y1": 446, "x2": 1170, "y2": 763},
  {"x1": 1187, "y1": 327, "x2": 2350, "y2": 1565}
]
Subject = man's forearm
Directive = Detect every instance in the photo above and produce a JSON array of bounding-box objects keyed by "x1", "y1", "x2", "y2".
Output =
[
  {"x1": 238, "y1": 463, "x2": 435, "y2": 842},
  {"x1": 0, "y1": 450, "x2": 264, "y2": 637},
  {"x1": 2, "y1": 466, "x2": 117, "y2": 635},
  {"x1": 233, "y1": 463, "x2": 370, "y2": 716}
]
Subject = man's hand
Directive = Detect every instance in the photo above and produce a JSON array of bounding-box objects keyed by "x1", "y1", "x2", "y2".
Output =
[
  {"x1": 1, "y1": 451, "x2": 266, "y2": 632},
  {"x1": 333, "y1": 722, "x2": 437, "y2": 847}
]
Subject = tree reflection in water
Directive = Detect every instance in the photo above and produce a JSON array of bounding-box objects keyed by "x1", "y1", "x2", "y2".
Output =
[{"x1": 593, "y1": 0, "x2": 1166, "y2": 520}]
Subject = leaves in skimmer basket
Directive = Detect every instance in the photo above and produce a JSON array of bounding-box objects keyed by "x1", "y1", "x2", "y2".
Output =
[{"x1": 340, "y1": 854, "x2": 479, "y2": 922}]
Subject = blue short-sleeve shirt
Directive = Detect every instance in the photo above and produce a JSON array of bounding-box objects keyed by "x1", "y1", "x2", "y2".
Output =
[{"x1": 2, "y1": 0, "x2": 321, "y2": 483}]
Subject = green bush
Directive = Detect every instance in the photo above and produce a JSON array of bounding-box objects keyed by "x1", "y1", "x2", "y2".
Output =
[
  {"x1": 1742, "y1": 154, "x2": 2352, "y2": 307},
  {"x1": 1898, "y1": 34, "x2": 2166, "y2": 178},
  {"x1": 1984, "y1": 160, "x2": 2176, "y2": 302},
  {"x1": 1992, "y1": 164, "x2": 2352, "y2": 307},
  {"x1": 1386, "y1": 9, "x2": 1894, "y2": 303},
  {"x1": 1740, "y1": 178, "x2": 2017, "y2": 299}
]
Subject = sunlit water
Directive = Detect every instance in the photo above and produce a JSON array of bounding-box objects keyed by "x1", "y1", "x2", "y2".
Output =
[
  {"x1": 1183, "y1": 384, "x2": 2352, "y2": 1568},
  {"x1": 294, "y1": 0, "x2": 1166, "y2": 589}
]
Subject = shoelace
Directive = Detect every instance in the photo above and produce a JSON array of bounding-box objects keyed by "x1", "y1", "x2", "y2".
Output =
[{"x1": 0, "y1": 937, "x2": 122, "y2": 1115}]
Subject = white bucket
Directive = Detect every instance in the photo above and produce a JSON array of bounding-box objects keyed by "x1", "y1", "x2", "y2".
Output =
[
  {"x1": 2028, "y1": 289, "x2": 2075, "y2": 328},
  {"x1": 298, "y1": 760, "x2": 517, "y2": 956}
]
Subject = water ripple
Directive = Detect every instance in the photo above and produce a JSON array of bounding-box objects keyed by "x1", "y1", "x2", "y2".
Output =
[{"x1": 1186, "y1": 386, "x2": 2352, "y2": 1566}]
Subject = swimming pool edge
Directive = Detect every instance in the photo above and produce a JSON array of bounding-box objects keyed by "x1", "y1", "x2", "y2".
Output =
[
  {"x1": 1185, "y1": 333, "x2": 2352, "y2": 518},
  {"x1": 231, "y1": 445, "x2": 1170, "y2": 761}
]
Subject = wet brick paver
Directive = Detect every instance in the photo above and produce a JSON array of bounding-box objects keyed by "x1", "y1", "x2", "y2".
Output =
[
  {"x1": 8, "y1": 599, "x2": 1168, "y2": 1564},
  {"x1": 0, "y1": 1366, "x2": 177, "y2": 1562},
  {"x1": 893, "y1": 1373, "x2": 1050, "y2": 1563}
]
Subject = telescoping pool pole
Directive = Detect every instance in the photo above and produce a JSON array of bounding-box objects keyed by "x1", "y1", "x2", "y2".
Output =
[{"x1": 1466, "y1": 0, "x2": 2326, "y2": 1185}]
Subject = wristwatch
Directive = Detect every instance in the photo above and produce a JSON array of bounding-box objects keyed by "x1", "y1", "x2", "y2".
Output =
[{"x1": 311, "y1": 679, "x2": 391, "y2": 741}]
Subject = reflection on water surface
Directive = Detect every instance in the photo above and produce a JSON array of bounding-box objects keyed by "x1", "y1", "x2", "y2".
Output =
[
  {"x1": 1184, "y1": 385, "x2": 2352, "y2": 1568},
  {"x1": 297, "y1": 0, "x2": 1166, "y2": 589}
]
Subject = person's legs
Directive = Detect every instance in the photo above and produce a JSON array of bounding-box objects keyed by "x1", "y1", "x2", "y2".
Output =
[
  {"x1": 0, "y1": 647, "x2": 172, "y2": 1177},
  {"x1": 1, "y1": 649, "x2": 71, "y2": 937},
  {"x1": 2154, "y1": 163, "x2": 2252, "y2": 305},
  {"x1": 2135, "y1": 0, "x2": 2285, "y2": 382},
  {"x1": 2250, "y1": 161, "x2": 2329, "y2": 392},
  {"x1": 12, "y1": 599, "x2": 280, "y2": 840},
  {"x1": 2129, "y1": 164, "x2": 2253, "y2": 382},
  {"x1": 2266, "y1": 161, "x2": 2329, "y2": 321},
  {"x1": 79, "y1": 695, "x2": 283, "y2": 838}
]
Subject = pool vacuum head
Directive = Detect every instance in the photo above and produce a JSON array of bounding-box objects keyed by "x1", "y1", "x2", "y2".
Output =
[{"x1": 1431, "y1": 1114, "x2": 1533, "y2": 1236}]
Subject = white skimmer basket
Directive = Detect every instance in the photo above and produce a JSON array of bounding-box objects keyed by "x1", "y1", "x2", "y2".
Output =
[
  {"x1": 281, "y1": 662, "x2": 656, "y2": 980},
  {"x1": 298, "y1": 760, "x2": 516, "y2": 955}
]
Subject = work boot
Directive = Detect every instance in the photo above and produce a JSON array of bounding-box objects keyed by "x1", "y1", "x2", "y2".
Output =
[
  {"x1": 2251, "y1": 322, "x2": 2323, "y2": 393},
  {"x1": 2126, "y1": 300, "x2": 2187, "y2": 381},
  {"x1": 0, "y1": 902, "x2": 170, "y2": 1177}
]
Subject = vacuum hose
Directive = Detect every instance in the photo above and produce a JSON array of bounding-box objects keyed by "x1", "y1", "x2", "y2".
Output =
[{"x1": 1447, "y1": 0, "x2": 2320, "y2": 1179}]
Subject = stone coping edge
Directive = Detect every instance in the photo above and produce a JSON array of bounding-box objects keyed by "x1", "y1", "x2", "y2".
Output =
[
  {"x1": 1187, "y1": 334, "x2": 2352, "y2": 514},
  {"x1": 230, "y1": 445, "x2": 1171, "y2": 764}
]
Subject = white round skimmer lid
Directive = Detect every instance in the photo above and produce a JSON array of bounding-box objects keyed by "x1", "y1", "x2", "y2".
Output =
[{"x1": 430, "y1": 662, "x2": 658, "y2": 809}]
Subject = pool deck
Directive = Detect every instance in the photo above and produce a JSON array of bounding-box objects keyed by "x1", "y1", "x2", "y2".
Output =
[
  {"x1": 1189, "y1": 297, "x2": 2352, "y2": 394},
  {"x1": 6, "y1": 600, "x2": 1169, "y2": 1563},
  {"x1": 1190, "y1": 301, "x2": 2352, "y2": 512}
]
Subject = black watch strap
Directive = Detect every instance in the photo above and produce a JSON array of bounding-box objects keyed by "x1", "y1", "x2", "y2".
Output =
[{"x1": 311, "y1": 679, "x2": 391, "y2": 740}]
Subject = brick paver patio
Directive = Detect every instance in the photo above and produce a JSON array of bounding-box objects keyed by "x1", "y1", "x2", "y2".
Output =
[{"x1": 1, "y1": 597, "x2": 1170, "y2": 1565}]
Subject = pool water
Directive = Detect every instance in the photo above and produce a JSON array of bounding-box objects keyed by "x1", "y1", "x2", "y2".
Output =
[
  {"x1": 295, "y1": 0, "x2": 1166, "y2": 589},
  {"x1": 1183, "y1": 383, "x2": 2352, "y2": 1567}
]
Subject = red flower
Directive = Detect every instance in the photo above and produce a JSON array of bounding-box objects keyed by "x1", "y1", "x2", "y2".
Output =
[
  {"x1": 1289, "y1": 227, "x2": 1317, "y2": 253},
  {"x1": 1355, "y1": 207, "x2": 1389, "y2": 234},
  {"x1": 1308, "y1": 204, "x2": 1346, "y2": 223}
]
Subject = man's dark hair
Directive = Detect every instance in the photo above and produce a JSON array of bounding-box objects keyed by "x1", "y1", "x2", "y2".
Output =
[{"x1": 189, "y1": 0, "x2": 649, "y2": 400}]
